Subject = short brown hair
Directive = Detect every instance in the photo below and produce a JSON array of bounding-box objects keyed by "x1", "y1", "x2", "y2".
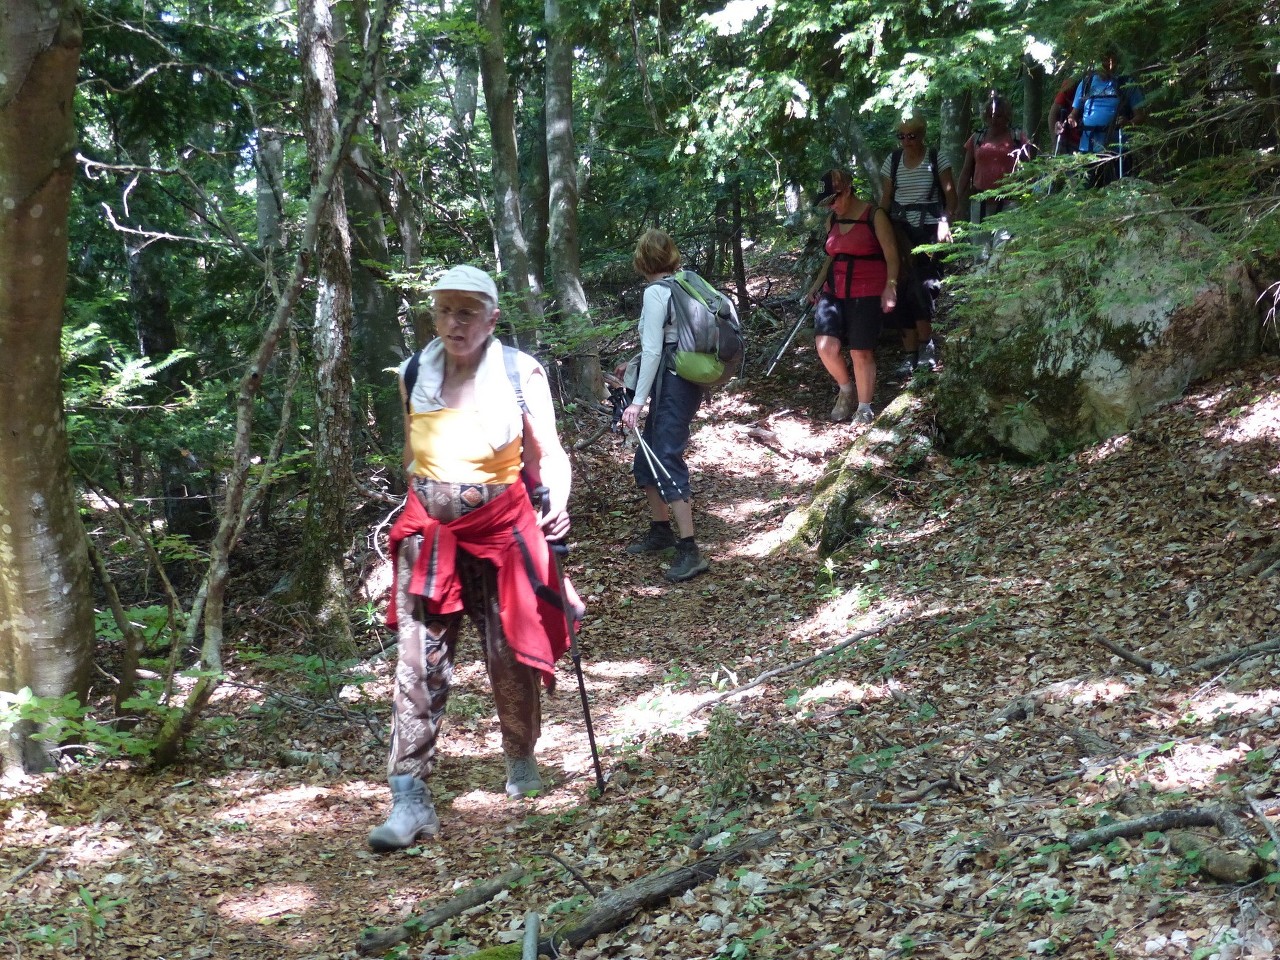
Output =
[{"x1": 633, "y1": 228, "x2": 681, "y2": 276}]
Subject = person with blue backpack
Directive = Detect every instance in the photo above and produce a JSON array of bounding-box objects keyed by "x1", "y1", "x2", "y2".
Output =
[
  {"x1": 1066, "y1": 46, "x2": 1145, "y2": 184},
  {"x1": 621, "y1": 228, "x2": 713, "y2": 583}
]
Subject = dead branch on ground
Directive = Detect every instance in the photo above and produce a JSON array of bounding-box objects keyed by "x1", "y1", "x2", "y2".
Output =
[{"x1": 357, "y1": 866, "x2": 529, "y2": 955}]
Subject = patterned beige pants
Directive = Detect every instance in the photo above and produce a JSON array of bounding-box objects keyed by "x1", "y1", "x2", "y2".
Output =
[{"x1": 387, "y1": 533, "x2": 542, "y2": 781}]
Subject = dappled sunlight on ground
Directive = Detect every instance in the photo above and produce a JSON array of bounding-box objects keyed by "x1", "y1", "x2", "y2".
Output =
[{"x1": 217, "y1": 883, "x2": 318, "y2": 924}]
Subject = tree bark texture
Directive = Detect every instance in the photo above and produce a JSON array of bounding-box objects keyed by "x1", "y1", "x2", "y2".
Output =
[
  {"x1": 0, "y1": 0, "x2": 94, "y2": 773},
  {"x1": 477, "y1": 0, "x2": 544, "y2": 329},
  {"x1": 341, "y1": 1, "x2": 408, "y2": 455},
  {"x1": 256, "y1": 129, "x2": 285, "y2": 253},
  {"x1": 544, "y1": 0, "x2": 602, "y2": 402},
  {"x1": 297, "y1": 0, "x2": 356, "y2": 654}
]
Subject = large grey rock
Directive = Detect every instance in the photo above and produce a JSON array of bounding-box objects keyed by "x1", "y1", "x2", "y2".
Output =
[{"x1": 937, "y1": 191, "x2": 1263, "y2": 458}]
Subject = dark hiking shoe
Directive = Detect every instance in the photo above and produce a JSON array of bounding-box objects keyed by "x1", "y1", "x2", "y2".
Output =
[
  {"x1": 504, "y1": 753, "x2": 543, "y2": 797},
  {"x1": 665, "y1": 540, "x2": 709, "y2": 582},
  {"x1": 915, "y1": 340, "x2": 938, "y2": 373},
  {"x1": 626, "y1": 522, "x2": 677, "y2": 554},
  {"x1": 368, "y1": 774, "x2": 439, "y2": 851}
]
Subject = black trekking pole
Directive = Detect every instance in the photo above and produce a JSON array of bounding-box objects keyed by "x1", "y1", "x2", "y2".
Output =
[
  {"x1": 1116, "y1": 127, "x2": 1126, "y2": 180},
  {"x1": 765, "y1": 303, "x2": 813, "y2": 377},
  {"x1": 534, "y1": 487, "x2": 606, "y2": 794}
]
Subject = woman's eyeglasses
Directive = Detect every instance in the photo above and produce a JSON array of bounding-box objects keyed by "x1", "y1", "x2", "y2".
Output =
[
  {"x1": 896, "y1": 132, "x2": 921, "y2": 141},
  {"x1": 434, "y1": 306, "x2": 486, "y2": 326}
]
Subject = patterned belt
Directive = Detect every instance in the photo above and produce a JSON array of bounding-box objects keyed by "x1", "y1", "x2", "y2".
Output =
[{"x1": 412, "y1": 478, "x2": 510, "y2": 523}]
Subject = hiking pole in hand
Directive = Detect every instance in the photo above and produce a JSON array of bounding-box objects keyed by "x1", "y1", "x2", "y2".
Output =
[
  {"x1": 534, "y1": 486, "x2": 606, "y2": 794},
  {"x1": 1117, "y1": 127, "x2": 1126, "y2": 180},
  {"x1": 765, "y1": 303, "x2": 813, "y2": 377},
  {"x1": 631, "y1": 428, "x2": 681, "y2": 504}
]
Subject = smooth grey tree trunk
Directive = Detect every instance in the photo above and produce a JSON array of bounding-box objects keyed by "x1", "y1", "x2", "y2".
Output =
[
  {"x1": 939, "y1": 95, "x2": 971, "y2": 173},
  {"x1": 0, "y1": 0, "x2": 94, "y2": 774},
  {"x1": 1022, "y1": 56, "x2": 1046, "y2": 146},
  {"x1": 256, "y1": 129, "x2": 285, "y2": 253},
  {"x1": 544, "y1": 0, "x2": 602, "y2": 402},
  {"x1": 477, "y1": 0, "x2": 544, "y2": 331},
  {"x1": 296, "y1": 0, "x2": 356, "y2": 655}
]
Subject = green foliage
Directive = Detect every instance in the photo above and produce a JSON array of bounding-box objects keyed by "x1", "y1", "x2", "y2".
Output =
[
  {"x1": 0, "y1": 688, "x2": 164, "y2": 762},
  {"x1": 698, "y1": 706, "x2": 757, "y2": 804}
]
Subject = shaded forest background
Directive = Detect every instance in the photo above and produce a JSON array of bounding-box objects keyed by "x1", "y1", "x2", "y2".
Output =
[{"x1": 0, "y1": 0, "x2": 1277, "y2": 800}]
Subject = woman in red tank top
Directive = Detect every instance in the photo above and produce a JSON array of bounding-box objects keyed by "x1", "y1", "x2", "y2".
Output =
[{"x1": 803, "y1": 169, "x2": 901, "y2": 425}]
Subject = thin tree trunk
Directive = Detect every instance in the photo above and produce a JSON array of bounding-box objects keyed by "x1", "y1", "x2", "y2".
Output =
[
  {"x1": 152, "y1": 0, "x2": 395, "y2": 769},
  {"x1": 545, "y1": 0, "x2": 601, "y2": 402},
  {"x1": 939, "y1": 94, "x2": 971, "y2": 173},
  {"x1": 0, "y1": 0, "x2": 94, "y2": 774},
  {"x1": 1021, "y1": 54, "x2": 1046, "y2": 146},
  {"x1": 295, "y1": 0, "x2": 356, "y2": 655},
  {"x1": 524, "y1": 101, "x2": 550, "y2": 290},
  {"x1": 477, "y1": 0, "x2": 544, "y2": 330},
  {"x1": 256, "y1": 129, "x2": 285, "y2": 253},
  {"x1": 342, "y1": 0, "x2": 408, "y2": 455},
  {"x1": 730, "y1": 174, "x2": 748, "y2": 316}
]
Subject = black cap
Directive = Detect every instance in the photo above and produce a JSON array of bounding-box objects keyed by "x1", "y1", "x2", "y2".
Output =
[{"x1": 813, "y1": 169, "x2": 847, "y2": 206}]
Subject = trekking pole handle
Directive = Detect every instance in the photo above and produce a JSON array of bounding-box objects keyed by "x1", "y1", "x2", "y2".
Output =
[{"x1": 533, "y1": 484, "x2": 569, "y2": 554}]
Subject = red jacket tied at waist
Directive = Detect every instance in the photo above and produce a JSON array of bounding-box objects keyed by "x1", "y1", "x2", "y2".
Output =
[{"x1": 386, "y1": 479, "x2": 579, "y2": 684}]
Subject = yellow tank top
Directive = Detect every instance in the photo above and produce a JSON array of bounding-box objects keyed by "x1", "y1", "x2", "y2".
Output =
[{"x1": 408, "y1": 408, "x2": 523, "y2": 484}]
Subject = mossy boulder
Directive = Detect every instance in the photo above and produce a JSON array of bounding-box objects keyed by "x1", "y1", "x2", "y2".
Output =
[{"x1": 937, "y1": 188, "x2": 1263, "y2": 459}]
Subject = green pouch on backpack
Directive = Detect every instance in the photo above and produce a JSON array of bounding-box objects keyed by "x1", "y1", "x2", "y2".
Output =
[{"x1": 672, "y1": 350, "x2": 727, "y2": 385}]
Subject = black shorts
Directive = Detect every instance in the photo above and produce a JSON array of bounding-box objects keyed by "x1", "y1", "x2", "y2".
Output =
[{"x1": 813, "y1": 293, "x2": 883, "y2": 351}]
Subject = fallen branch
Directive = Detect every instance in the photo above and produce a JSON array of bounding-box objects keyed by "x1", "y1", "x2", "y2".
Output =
[
  {"x1": 357, "y1": 866, "x2": 529, "y2": 955},
  {"x1": 543, "y1": 829, "x2": 780, "y2": 953},
  {"x1": 1235, "y1": 542, "x2": 1280, "y2": 578},
  {"x1": 1185, "y1": 636, "x2": 1280, "y2": 673},
  {"x1": 1068, "y1": 806, "x2": 1268, "y2": 884},
  {"x1": 1, "y1": 850, "x2": 50, "y2": 891},
  {"x1": 691, "y1": 615, "x2": 904, "y2": 715},
  {"x1": 1092, "y1": 634, "x2": 1168, "y2": 675}
]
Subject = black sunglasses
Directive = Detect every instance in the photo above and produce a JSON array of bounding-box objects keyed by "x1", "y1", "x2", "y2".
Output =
[{"x1": 896, "y1": 132, "x2": 921, "y2": 141}]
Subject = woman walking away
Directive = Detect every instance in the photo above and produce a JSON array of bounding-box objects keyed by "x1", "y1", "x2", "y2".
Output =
[
  {"x1": 621, "y1": 229, "x2": 710, "y2": 583},
  {"x1": 371, "y1": 264, "x2": 581, "y2": 851},
  {"x1": 803, "y1": 168, "x2": 900, "y2": 425},
  {"x1": 881, "y1": 113, "x2": 957, "y2": 374}
]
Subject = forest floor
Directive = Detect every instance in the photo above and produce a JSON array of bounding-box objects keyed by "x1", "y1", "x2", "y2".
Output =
[{"x1": 2, "y1": 331, "x2": 1280, "y2": 960}]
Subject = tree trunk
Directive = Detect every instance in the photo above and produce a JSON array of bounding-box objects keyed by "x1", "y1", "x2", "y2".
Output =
[
  {"x1": 477, "y1": 0, "x2": 544, "y2": 332},
  {"x1": 730, "y1": 174, "x2": 749, "y2": 315},
  {"x1": 341, "y1": 0, "x2": 408, "y2": 456},
  {"x1": 828, "y1": 99, "x2": 882, "y2": 203},
  {"x1": 1021, "y1": 55, "x2": 1046, "y2": 146},
  {"x1": 296, "y1": 0, "x2": 356, "y2": 655},
  {"x1": 524, "y1": 100, "x2": 550, "y2": 290},
  {"x1": 939, "y1": 94, "x2": 971, "y2": 173},
  {"x1": 256, "y1": 129, "x2": 285, "y2": 253},
  {"x1": 544, "y1": 0, "x2": 602, "y2": 402},
  {"x1": 0, "y1": 0, "x2": 94, "y2": 773}
]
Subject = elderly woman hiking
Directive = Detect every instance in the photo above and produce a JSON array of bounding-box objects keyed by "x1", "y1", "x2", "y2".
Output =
[
  {"x1": 803, "y1": 168, "x2": 900, "y2": 425},
  {"x1": 370, "y1": 264, "x2": 581, "y2": 852}
]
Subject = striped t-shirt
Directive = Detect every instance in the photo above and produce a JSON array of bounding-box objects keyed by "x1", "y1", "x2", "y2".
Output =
[{"x1": 881, "y1": 150, "x2": 951, "y2": 228}]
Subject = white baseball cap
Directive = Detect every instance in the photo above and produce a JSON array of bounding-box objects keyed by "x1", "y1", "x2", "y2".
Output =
[{"x1": 429, "y1": 264, "x2": 499, "y2": 305}]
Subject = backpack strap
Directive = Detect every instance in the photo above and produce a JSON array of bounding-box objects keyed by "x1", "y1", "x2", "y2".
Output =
[
  {"x1": 401, "y1": 342, "x2": 529, "y2": 415},
  {"x1": 402, "y1": 350, "x2": 421, "y2": 413}
]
